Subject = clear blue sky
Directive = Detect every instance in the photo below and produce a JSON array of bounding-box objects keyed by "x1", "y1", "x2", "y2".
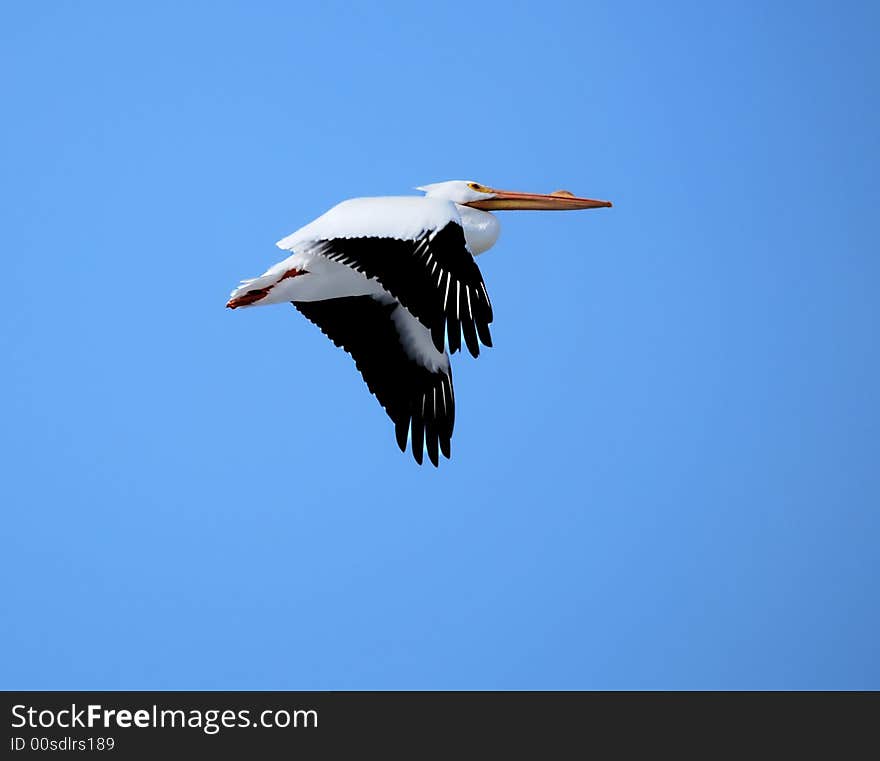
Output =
[{"x1": 2, "y1": 2, "x2": 877, "y2": 689}]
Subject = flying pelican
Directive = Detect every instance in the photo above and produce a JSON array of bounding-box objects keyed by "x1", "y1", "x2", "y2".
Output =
[{"x1": 227, "y1": 180, "x2": 611, "y2": 466}]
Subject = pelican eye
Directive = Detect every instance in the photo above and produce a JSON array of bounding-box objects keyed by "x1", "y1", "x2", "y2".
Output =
[{"x1": 468, "y1": 182, "x2": 488, "y2": 192}]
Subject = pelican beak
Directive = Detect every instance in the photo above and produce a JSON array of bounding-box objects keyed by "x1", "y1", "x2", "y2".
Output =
[{"x1": 466, "y1": 188, "x2": 612, "y2": 211}]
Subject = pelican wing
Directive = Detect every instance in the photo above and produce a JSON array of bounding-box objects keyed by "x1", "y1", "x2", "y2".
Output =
[
  {"x1": 293, "y1": 296, "x2": 455, "y2": 466},
  {"x1": 277, "y1": 197, "x2": 493, "y2": 357}
]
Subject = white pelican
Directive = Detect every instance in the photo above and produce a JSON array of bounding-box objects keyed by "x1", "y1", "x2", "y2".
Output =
[{"x1": 227, "y1": 180, "x2": 611, "y2": 466}]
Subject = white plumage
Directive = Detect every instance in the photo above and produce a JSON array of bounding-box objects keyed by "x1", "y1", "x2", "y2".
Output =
[{"x1": 276, "y1": 197, "x2": 464, "y2": 248}]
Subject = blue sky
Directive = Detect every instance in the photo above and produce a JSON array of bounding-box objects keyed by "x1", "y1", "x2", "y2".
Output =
[{"x1": 1, "y1": 2, "x2": 877, "y2": 689}]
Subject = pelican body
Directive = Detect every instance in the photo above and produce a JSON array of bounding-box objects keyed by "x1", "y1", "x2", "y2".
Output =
[{"x1": 227, "y1": 180, "x2": 611, "y2": 466}]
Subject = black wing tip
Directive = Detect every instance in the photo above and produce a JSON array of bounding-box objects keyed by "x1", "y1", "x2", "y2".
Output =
[
  {"x1": 411, "y1": 442, "x2": 444, "y2": 468},
  {"x1": 439, "y1": 435, "x2": 451, "y2": 460},
  {"x1": 425, "y1": 427, "x2": 440, "y2": 467},
  {"x1": 476, "y1": 319, "x2": 493, "y2": 349},
  {"x1": 463, "y1": 324, "x2": 480, "y2": 358},
  {"x1": 395, "y1": 419, "x2": 409, "y2": 452},
  {"x1": 400, "y1": 421, "x2": 451, "y2": 468},
  {"x1": 296, "y1": 297, "x2": 456, "y2": 469},
  {"x1": 410, "y1": 417, "x2": 425, "y2": 465},
  {"x1": 446, "y1": 325, "x2": 491, "y2": 358}
]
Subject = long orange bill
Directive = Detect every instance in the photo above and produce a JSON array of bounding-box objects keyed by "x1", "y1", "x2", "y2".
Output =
[{"x1": 466, "y1": 188, "x2": 612, "y2": 211}]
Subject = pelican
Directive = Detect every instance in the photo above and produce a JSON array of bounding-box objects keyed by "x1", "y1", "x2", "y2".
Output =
[{"x1": 227, "y1": 180, "x2": 611, "y2": 466}]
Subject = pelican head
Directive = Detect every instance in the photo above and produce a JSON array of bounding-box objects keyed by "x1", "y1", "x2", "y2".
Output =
[{"x1": 417, "y1": 180, "x2": 612, "y2": 210}]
